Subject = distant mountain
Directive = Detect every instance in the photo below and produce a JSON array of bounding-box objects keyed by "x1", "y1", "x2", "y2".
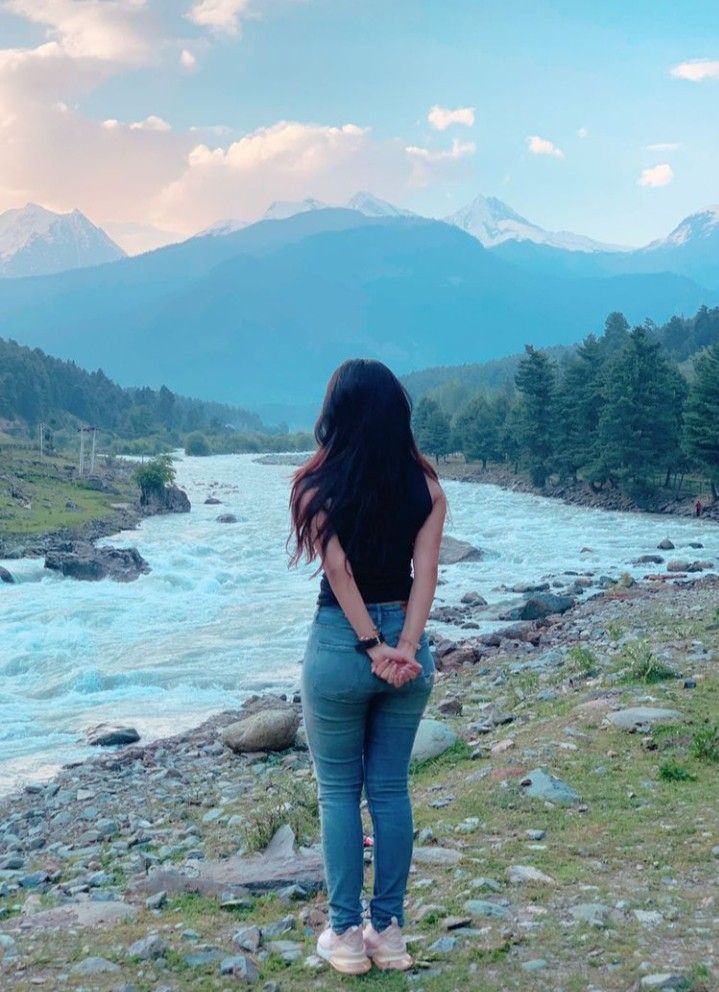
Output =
[
  {"x1": 445, "y1": 194, "x2": 627, "y2": 253},
  {"x1": 0, "y1": 209, "x2": 710, "y2": 409},
  {"x1": 263, "y1": 198, "x2": 328, "y2": 221},
  {"x1": 199, "y1": 218, "x2": 249, "y2": 238},
  {"x1": 346, "y1": 191, "x2": 414, "y2": 218},
  {"x1": 0, "y1": 204, "x2": 125, "y2": 278},
  {"x1": 491, "y1": 203, "x2": 719, "y2": 291}
]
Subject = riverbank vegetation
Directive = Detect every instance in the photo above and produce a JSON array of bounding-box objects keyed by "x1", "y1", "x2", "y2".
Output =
[{"x1": 412, "y1": 308, "x2": 719, "y2": 504}]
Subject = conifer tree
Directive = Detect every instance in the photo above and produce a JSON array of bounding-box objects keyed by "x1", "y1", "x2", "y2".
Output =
[
  {"x1": 684, "y1": 341, "x2": 719, "y2": 498},
  {"x1": 413, "y1": 396, "x2": 452, "y2": 460},
  {"x1": 514, "y1": 345, "x2": 557, "y2": 486}
]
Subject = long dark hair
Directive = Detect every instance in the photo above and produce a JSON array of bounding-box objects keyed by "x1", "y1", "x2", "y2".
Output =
[{"x1": 287, "y1": 358, "x2": 437, "y2": 572}]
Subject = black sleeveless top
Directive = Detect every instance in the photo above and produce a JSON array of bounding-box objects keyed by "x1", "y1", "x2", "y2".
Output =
[{"x1": 316, "y1": 459, "x2": 433, "y2": 606}]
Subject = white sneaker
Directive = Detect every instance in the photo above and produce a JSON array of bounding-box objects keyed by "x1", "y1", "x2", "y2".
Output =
[
  {"x1": 362, "y1": 916, "x2": 413, "y2": 971},
  {"x1": 316, "y1": 923, "x2": 372, "y2": 974}
]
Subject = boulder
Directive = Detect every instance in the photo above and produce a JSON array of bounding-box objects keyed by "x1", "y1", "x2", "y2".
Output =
[
  {"x1": 634, "y1": 555, "x2": 664, "y2": 565},
  {"x1": 657, "y1": 538, "x2": 675, "y2": 550},
  {"x1": 216, "y1": 513, "x2": 238, "y2": 524},
  {"x1": 86, "y1": 724, "x2": 140, "y2": 747},
  {"x1": 222, "y1": 708, "x2": 300, "y2": 753},
  {"x1": 44, "y1": 542, "x2": 150, "y2": 582},
  {"x1": 410, "y1": 719, "x2": 457, "y2": 762},
  {"x1": 605, "y1": 707, "x2": 681, "y2": 732},
  {"x1": 499, "y1": 593, "x2": 574, "y2": 622},
  {"x1": 204, "y1": 496, "x2": 222, "y2": 505},
  {"x1": 141, "y1": 483, "x2": 191, "y2": 515},
  {"x1": 460, "y1": 590, "x2": 487, "y2": 605},
  {"x1": 439, "y1": 535, "x2": 482, "y2": 565},
  {"x1": 0, "y1": 566, "x2": 14, "y2": 584},
  {"x1": 666, "y1": 560, "x2": 690, "y2": 572},
  {"x1": 520, "y1": 767, "x2": 581, "y2": 806},
  {"x1": 413, "y1": 846, "x2": 462, "y2": 866}
]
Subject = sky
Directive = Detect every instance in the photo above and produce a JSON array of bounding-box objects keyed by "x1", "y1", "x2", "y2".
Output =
[{"x1": 1, "y1": 0, "x2": 718, "y2": 253}]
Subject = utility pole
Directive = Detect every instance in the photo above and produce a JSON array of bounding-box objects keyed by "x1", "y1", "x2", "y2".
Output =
[
  {"x1": 89, "y1": 426, "x2": 98, "y2": 475},
  {"x1": 77, "y1": 426, "x2": 93, "y2": 477}
]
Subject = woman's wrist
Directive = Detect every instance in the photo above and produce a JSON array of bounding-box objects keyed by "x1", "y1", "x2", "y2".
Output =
[{"x1": 398, "y1": 633, "x2": 420, "y2": 653}]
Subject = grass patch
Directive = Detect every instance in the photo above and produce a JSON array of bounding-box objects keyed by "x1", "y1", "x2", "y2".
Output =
[
  {"x1": 410, "y1": 739, "x2": 472, "y2": 775},
  {"x1": 658, "y1": 759, "x2": 697, "y2": 782},
  {"x1": 690, "y1": 724, "x2": 719, "y2": 763},
  {"x1": 567, "y1": 644, "x2": 598, "y2": 675},
  {"x1": 619, "y1": 639, "x2": 676, "y2": 683},
  {"x1": 240, "y1": 774, "x2": 319, "y2": 853}
]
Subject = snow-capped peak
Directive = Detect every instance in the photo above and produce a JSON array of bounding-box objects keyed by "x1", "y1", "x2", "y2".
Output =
[
  {"x1": 0, "y1": 203, "x2": 125, "y2": 277},
  {"x1": 346, "y1": 191, "x2": 414, "y2": 218},
  {"x1": 445, "y1": 193, "x2": 627, "y2": 253},
  {"x1": 644, "y1": 205, "x2": 719, "y2": 250},
  {"x1": 197, "y1": 217, "x2": 248, "y2": 238},
  {"x1": 263, "y1": 198, "x2": 328, "y2": 221}
]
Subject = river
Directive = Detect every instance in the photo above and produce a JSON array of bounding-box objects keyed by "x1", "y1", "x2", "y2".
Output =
[{"x1": 0, "y1": 452, "x2": 716, "y2": 794}]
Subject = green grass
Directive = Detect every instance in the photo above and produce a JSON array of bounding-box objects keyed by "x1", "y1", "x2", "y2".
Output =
[
  {"x1": 690, "y1": 724, "x2": 719, "y2": 763},
  {"x1": 619, "y1": 639, "x2": 677, "y2": 683}
]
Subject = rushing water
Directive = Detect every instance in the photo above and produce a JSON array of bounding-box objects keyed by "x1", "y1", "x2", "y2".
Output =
[{"x1": 0, "y1": 452, "x2": 716, "y2": 794}]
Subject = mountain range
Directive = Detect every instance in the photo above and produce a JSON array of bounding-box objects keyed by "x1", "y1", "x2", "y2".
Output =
[
  {"x1": 0, "y1": 204, "x2": 125, "y2": 278},
  {"x1": 0, "y1": 203, "x2": 714, "y2": 416}
]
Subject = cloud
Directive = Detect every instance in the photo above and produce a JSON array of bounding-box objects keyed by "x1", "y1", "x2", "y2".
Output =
[
  {"x1": 405, "y1": 139, "x2": 475, "y2": 162},
  {"x1": 670, "y1": 59, "x2": 719, "y2": 81},
  {"x1": 638, "y1": 163, "x2": 674, "y2": 188},
  {"x1": 427, "y1": 105, "x2": 475, "y2": 131},
  {"x1": 3, "y1": 0, "x2": 154, "y2": 64},
  {"x1": 646, "y1": 142, "x2": 680, "y2": 152},
  {"x1": 577, "y1": 126, "x2": 588, "y2": 139},
  {"x1": 186, "y1": 0, "x2": 253, "y2": 36},
  {"x1": 526, "y1": 134, "x2": 564, "y2": 159},
  {"x1": 155, "y1": 121, "x2": 424, "y2": 233},
  {"x1": 180, "y1": 47, "x2": 197, "y2": 69}
]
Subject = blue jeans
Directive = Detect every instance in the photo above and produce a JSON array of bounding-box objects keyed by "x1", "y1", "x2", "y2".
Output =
[{"x1": 301, "y1": 601, "x2": 435, "y2": 933}]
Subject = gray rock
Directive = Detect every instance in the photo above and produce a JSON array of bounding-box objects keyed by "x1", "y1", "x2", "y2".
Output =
[
  {"x1": 428, "y1": 936, "x2": 457, "y2": 953},
  {"x1": 233, "y1": 925, "x2": 262, "y2": 952},
  {"x1": 657, "y1": 538, "x2": 675, "y2": 550},
  {"x1": 44, "y1": 542, "x2": 150, "y2": 582},
  {"x1": 507, "y1": 865, "x2": 555, "y2": 886},
  {"x1": 413, "y1": 846, "x2": 462, "y2": 866},
  {"x1": 145, "y1": 890, "x2": 167, "y2": 911},
  {"x1": 128, "y1": 934, "x2": 167, "y2": 960},
  {"x1": 640, "y1": 975, "x2": 689, "y2": 990},
  {"x1": 439, "y1": 535, "x2": 483, "y2": 564},
  {"x1": 0, "y1": 566, "x2": 14, "y2": 584},
  {"x1": 570, "y1": 902, "x2": 609, "y2": 926},
  {"x1": 460, "y1": 591, "x2": 487, "y2": 605},
  {"x1": 86, "y1": 724, "x2": 140, "y2": 747},
  {"x1": 216, "y1": 514, "x2": 238, "y2": 524},
  {"x1": 605, "y1": 708, "x2": 681, "y2": 732},
  {"x1": 463, "y1": 899, "x2": 509, "y2": 919},
  {"x1": 410, "y1": 719, "x2": 457, "y2": 763},
  {"x1": 521, "y1": 768, "x2": 581, "y2": 806},
  {"x1": 71, "y1": 956, "x2": 122, "y2": 975},
  {"x1": 521, "y1": 959, "x2": 548, "y2": 972},
  {"x1": 220, "y1": 954, "x2": 259, "y2": 979},
  {"x1": 222, "y1": 708, "x2": 300, "y2": 753}
]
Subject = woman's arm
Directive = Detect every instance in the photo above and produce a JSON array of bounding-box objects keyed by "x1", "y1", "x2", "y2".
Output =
[{"x1": 398, "y1": 476, "x2": 446, "y2": 653}]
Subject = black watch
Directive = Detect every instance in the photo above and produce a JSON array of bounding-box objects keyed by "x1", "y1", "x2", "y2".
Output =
[{"x1": 355, "y1": 631, "x2": 385, "y2": 654}]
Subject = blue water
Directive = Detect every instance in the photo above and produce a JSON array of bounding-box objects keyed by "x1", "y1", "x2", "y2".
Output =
[{"x1": 0, "y1": 451, "x2": 716, "y2": 793}]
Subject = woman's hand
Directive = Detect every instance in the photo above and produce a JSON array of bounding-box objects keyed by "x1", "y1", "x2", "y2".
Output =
[{"x1": 367, "y1": 644, "x2": 422, "y2": 688}]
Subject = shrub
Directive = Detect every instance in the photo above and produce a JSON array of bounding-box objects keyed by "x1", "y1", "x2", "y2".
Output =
[
  {"x1": 658, "y1": 759, "x2": 696, "y2": 782},
  {"x1": 620, "y1": 640, "x2": 675, "y2": 683},
  {"x1": 691, "y1": 724, "x2": 719, "y2": 763},
  {"x1": 185, "y1": 432, "x2": 211, "y2": 457},
  {"x1": 133, "y1": 454, "x2": 175, "y2": 503}
]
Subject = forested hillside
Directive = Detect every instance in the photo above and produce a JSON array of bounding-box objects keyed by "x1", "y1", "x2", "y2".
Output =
[
  {"x1": 412, "y1": 309, "x2": 719, "y2": 501},
  {"x1": 0, "y1": 337, "x2": 265, "y2": 445}
]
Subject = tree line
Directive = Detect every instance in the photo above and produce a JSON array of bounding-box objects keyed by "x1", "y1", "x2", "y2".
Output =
[
  {"x1": 413, "y1": 310, "x2": 719, "y2": 500},
  {"x1": 0, "y1": 336, "x2": 267, "y2": 447}
]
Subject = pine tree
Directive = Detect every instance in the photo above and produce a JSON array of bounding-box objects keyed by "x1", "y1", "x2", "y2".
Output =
[
  {"x1": 453, "y1": 394, "x2": 501, "y2": 467},
  {"x1": 515, "y1": 345, "x2": 557, "y2": 486},
  {"x1": 598, "y1": 327, "x2": 686, "y2": 493},
  {"x1": 684, "y1": 342, "x2": 719, "y2": 498},
  {"x1": 555, "y1": 334, "x2": 605, "y2": 481},
  {"x1": 413, "y1": 397, "x2": 451, "y2": 460},
  {"x1": 600, "y1": 311, "x2": 630, "y2": 356}
]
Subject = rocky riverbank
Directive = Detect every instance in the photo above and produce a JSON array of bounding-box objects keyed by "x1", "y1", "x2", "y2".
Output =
[
  {"x1": 438, "y1": 461, "x2": 719, "y2": 522},
  {"x1": 0, "y1": 573, "x2": 717, "y2": 991}
]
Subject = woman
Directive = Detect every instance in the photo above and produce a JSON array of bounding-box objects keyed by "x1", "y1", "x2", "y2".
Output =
[{"x1": 288, "y1": 358, "x2": 446, "y2": 975}]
